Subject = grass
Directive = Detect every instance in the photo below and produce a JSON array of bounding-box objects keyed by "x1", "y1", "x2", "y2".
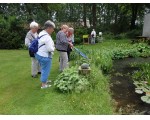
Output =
[{"x1": 0, "y1": 39, "x2": 131, "y2": 115}]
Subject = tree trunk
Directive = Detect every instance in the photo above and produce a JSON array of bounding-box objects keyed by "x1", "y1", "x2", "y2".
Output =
[
  {"x1": 92, "y1": 3, "x2": 96, "y2": 29},
  {"x1": 130, "y1": 3, "x2": 138, "y2": 30},
  {"x1": 83, "y1": 4, "x2": 87, "y2": 27}
]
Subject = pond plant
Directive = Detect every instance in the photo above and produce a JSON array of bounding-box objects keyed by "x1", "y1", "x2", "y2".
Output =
[{"x1": 132, "y1": 63, "x2": 150, "y2": 104}]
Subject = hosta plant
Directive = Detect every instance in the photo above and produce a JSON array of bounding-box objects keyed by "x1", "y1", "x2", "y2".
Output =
[{"x1": 54, "y1": 67, "x2": 90, "y2": 93}]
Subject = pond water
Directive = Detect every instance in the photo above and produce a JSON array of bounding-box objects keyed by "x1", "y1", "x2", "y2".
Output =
[{"x1": 110, "y1": 57, "x2": 150, "y2": 115}]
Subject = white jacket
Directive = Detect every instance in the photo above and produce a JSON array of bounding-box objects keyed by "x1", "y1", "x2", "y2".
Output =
[
  {"x1": 91, "y1": 30, "x2": 96, "y2": 38},
  {"x1": 37, "y1": 30, "x2": 55, "y2": 58}
]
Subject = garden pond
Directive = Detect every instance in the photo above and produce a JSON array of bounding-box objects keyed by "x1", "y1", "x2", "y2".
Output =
[{"x1": 110, "y1": 57, "x2": 150, "y2": 115}]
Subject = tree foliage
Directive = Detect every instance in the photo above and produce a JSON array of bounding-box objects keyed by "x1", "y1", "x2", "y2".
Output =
[{"x1": 0, "y1": 3, "x2": 150, "y2": 49}]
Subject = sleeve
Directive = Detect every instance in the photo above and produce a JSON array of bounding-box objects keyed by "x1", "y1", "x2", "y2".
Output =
[
  {"x1": 72, "y1": 34, "x2": 74, "y2": 43},
  {"x1": 25, "y1": 33, "x2": 32, "y2": 47},
  {"x1": 25, "y1": 38, "x2": 31, "y2": 47},
  {"x1": 45, "y1": 36, "x2": 55, "y2": 52},
  {"x1": 59, "y1": 32, "x2": 69, "y2": 45}
]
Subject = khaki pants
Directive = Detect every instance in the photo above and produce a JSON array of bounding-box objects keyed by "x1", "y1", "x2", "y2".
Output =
[
  {"x1": 59, "y1": 52, "x2": 68, "y2": 72},
  {"x1": 31, "y1": 57, "x2": 41, "y2": 76}
]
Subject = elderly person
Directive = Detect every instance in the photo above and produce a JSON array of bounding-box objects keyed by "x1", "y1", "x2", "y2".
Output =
[
  {"x1": 56, "y1": 25, "x2": 73, "y2": 72},
  {"x1": 91, "y1": 29, "x2": 96, "y2": 44},
  {"x1": 35, "y1": 20, "x2": 55, "y2": 89},
  {"x1": 25, "y1": 21, "x2": 41, "y2": 78},
  {"x1": 67, "y1": 27, "x2": 74, "y2": 61}
]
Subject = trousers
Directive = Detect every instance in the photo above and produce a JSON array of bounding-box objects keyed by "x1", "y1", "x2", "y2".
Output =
[
  {"x1": 35, "y1": 54, "x2": 52, "y2": 83},
  {"x1": 59, "y1": 52, "x2": 68, "y2": 72},
  {"x1": 31, "y1": 57, "x2": 41, "y2": 76}
]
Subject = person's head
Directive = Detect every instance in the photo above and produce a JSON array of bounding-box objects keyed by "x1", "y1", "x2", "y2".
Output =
[
  {"x1": 67, "y1": 27, "x2": 74, "y2": 37},
  {"x1": 30, "y1": 21, "x2": 39, "y2": 33},
  {"x1": 93, "y1": 29, "x2": 95, "y2": 31},
  {"x1": 61, "y1": 25, "x2": 69, "y2": 33},
  {"x1": 44, "y1": 20, "x2": 55, "y2": 34}
]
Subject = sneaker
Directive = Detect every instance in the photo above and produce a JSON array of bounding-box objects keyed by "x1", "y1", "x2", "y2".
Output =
[
  {"x1": 46, "y1": 80, "x2": 52, "y2": 84},
  {"x1": 41, "y1": 84, "x2": 51, "y2": 89},
  {"x1": 32, "y1": 75, "x2": 38, "y2": 78}
]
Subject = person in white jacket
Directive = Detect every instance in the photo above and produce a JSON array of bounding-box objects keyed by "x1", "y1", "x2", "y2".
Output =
[
  {"x1": 91, "y1": 29, "x2": 96, "y2": 44},
  {"x1": 25, "y1": 21, "x2": 41, "y2": 78},
  {"x1": 35, "y1": 20, "x2": 55, "y2": 89}
]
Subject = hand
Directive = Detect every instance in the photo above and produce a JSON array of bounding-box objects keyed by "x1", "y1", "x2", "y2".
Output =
[{"x1": 69, "y1": 43, "x2": 73, "y2": 48}]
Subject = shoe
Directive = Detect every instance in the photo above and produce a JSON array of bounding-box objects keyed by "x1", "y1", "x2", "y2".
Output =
[
  {"x1": 38, "y1": 72, "x2": 41, "y2": 74},
  {"x1": 32, "y1": 75, "x2": 38, "y2": 78},
  {"x1": 41, "y1": 84, "x2": 51, "y2": 89},
  {"x1": 46, "y1": 80, "x2": 52, "y2": 84}
]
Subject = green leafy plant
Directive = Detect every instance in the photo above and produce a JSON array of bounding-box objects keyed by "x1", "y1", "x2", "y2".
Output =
[
  {"x1": 54, "y1": 67, "x2": 90, "y2": 93},
  {"x1": 141, "y1": 96, "x2": 150, "y2": 104},
  {"x1": 132, "y1": 63, "x2": 150, "y2": 104}
]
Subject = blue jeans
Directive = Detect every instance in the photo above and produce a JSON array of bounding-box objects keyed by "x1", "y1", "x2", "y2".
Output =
[{"x1": 35, "y1": 54, "x2": 52, "y2": 83}]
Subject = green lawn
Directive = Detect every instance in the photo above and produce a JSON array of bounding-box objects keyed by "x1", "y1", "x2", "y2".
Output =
[{"x1": 0, "y1": 40, "x2": 131, "y2": 115}]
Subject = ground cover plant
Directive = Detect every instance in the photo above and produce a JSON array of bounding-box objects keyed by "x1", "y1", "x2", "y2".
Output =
[
  {"x1": 131, "y1": 63, "x2": 150, "y2": 104},
  {"x1": 54, "y1": 66, "x2": 90, "y2": 93}
]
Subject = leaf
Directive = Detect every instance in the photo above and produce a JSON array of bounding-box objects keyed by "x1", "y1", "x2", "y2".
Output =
[
  {"x1": 135, "y1": 89, "x2": 143, "y2": 94},
  {"x1": 141, "y1": 96, "x2": 150, "y2": 104}
]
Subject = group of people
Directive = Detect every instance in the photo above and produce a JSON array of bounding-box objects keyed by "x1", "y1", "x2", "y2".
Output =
[{"x1": 25, "y1": 20, "x2": 74, "y2": 89}]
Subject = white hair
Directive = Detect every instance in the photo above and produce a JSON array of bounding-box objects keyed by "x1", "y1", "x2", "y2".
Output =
[
  {"x1": 68, "y1": 27, "x2": 74, "y2": 33},
  {"x1": 44, "y1": 20, "x2": 55, "y2": 29},
  {"x1": 30, "y1": 21, "x2": 38, "y2": 28}
]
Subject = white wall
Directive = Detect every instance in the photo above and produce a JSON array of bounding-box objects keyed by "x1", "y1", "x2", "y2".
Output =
[{"x1": 143, "y1": 13, "x2": 150, "y2": 37}]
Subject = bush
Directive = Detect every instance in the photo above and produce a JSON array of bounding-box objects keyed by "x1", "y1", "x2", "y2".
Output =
[
  {"x1": 126, "y1": 29, "x2": 142, "y2": 39},
  {"x1": 74, "y1": 37, "x2": 82, "y2": 45},
  {"x1": 51, "y1": 31, "x2": 57, "y2": 43},
  {"x1": 113, "y1": 33, "x2": 127, "y2": 40},
  {"x1": 54, "y1": 67, "x2": 90, "y2": 93},
  {"x1": 74, "y1": 27, "x2": 88, "y2": 44},
  {"x1": 103, "y1": 32, "x2": 114, "y2": 40},
  {"x1": 0, "y1": 15, "x2": 26, "y2": 49}
]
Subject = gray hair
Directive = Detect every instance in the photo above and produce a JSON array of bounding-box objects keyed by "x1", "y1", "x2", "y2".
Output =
[
  {"x1": 30, "y1": 21, "x2": 38, "y2": 28},
  {"x1": 44, "y1": 20, "x2": 55, "y2": 29},
  {"x1": 68, "y1": 27, "x2": 74, "y2": 33}
]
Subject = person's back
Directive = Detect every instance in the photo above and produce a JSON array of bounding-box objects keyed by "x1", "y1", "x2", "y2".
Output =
[
  {"x1": 56, "y1": 30, "x2": 68, "y2": 52},
  {"x1": 37, "y1": 30, "x2": 55, "y2": 58},
  {"x1": 91, "y1": 29, "x2": 96, "y2": 44},
  {"x1": 25, "y1": 31, "x2": 38, "y2": 47},
  {"x1": 91, "y1": 29, "x2": 96, "y2": 38}
]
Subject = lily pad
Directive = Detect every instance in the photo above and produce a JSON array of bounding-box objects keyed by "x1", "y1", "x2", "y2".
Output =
[
  {"x1": 141, "y1": 96, "x2": 150, "y2": 104},
  {"x1": 135, "y1": 89, "x2": 143, "y2": 94}
]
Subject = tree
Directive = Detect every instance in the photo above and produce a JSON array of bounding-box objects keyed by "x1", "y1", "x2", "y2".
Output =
[
  {"x1": 83, "y1": 4, "x2": 87, "y2": 27},
  {"x1": 130, "y1": 3, "x2": 139, "y2": 30},
  {"x1": 92, "y1": 3, "x2": 96, "y2": 28}
]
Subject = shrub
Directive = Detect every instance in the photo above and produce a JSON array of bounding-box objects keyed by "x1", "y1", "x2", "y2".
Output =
[
  {"x1": 74, "y1": 27, "x2": 88, "y2": 44},
  {"x1": 0, "y1": 15, "x2": 26, "y2": 49},
  {"x1": 54, "y1": 67, "x2": 90, "y2": 93},
  {"x1": 103, "y1": 32, "x2": 114, "y2": 40},
  {"x1": 126, "y1": 29, "x2": 142, "y2": 39},
  {"x1": 74, "y1": 37, "x2": 82, "y2": 45},
  {"x1": 113, "y1": 33, "x2": 127, "y2": 40}
]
